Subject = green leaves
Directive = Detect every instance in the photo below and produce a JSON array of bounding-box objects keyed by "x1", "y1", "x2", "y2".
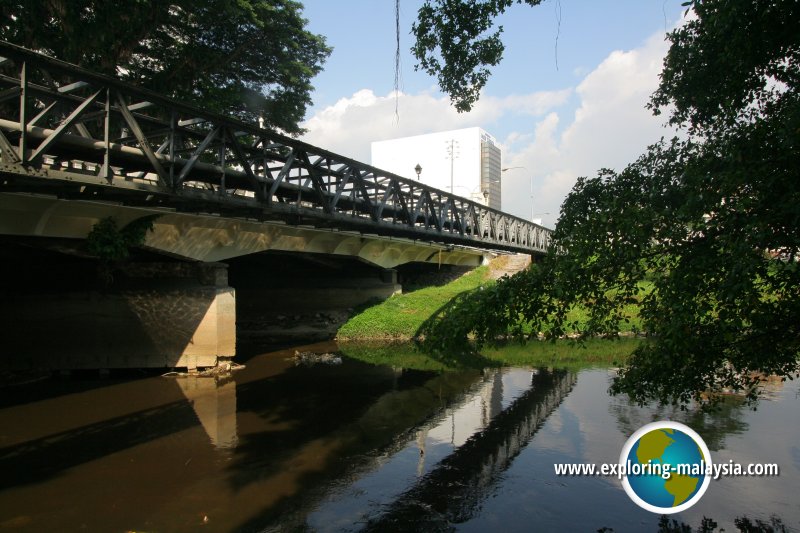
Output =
[
  {"x1": 86, "y1": 215, "x2": 157, "y2": 262},
  {"x1": 85, "y1": 215, "x2": 158, "y2": 286},
  {"x1": 412, "y1": 0, "x2": 543, "y2": 112},
  {"x1": 649, "y1": 0, "x2": 800, "y2": 132},
  {"x1": 417, "y1": 0, "x2": 800, "y2": 407},
  {"x1": 0, "y1": 0, "x2": 331, "y2": 134}
]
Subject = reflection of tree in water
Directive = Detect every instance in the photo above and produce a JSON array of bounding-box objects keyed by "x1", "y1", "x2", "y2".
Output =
[
  {"x1": 609, "y1": 393, "x2": 748, "y2": 452},
  {"x1": 361, "y1": 369, "x2": 578, "y2": 531},
  {"x1": 599, "y1": 513, "x2": 790, "y2": 532}
]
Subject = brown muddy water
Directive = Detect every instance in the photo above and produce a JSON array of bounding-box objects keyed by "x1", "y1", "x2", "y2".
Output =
[{"x1": 0, "y1": 342, "x2": 798, "y2": 532}]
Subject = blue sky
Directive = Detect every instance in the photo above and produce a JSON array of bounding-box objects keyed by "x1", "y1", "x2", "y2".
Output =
[{"x1": 299, "y1": 1, "x2": 688, "y2": 227}]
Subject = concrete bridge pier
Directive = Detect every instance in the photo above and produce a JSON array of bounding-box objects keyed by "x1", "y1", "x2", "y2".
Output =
[
  {"x1": 116, "y1": 261, "x2": 237, "y2": 371},
  {"x1": 0, "y1": 248, "x2": 236, "y2": 371}
]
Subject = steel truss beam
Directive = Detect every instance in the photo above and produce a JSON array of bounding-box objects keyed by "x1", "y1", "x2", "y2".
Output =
[{"x1": 0, "y1": 41, "x2": 551, "y2": 254}]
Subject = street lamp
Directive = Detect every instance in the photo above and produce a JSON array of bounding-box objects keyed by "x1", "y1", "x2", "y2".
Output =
[
  {"x1": 502, "y1": 166, "x2": 534, "y2": 221},
  {"x1": 481, "y1": 177, "x2": 501, "y2": 206},
  {"x1": 414, "y1": 163, "x2": 422, "y2": 180}
]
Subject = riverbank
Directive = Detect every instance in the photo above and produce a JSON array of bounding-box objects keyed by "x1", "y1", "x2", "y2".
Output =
[
  {"x1": 336, "y1": 266, "x2": 491, "y2": 340},
  {"x1": 336, "y1": 256, "x2": 644, "y2": 342}
]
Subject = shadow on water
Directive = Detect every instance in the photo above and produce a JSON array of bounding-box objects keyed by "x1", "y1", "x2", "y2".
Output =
[
  {"x1": 0, "y1": 370, "x2": 241, "y2": 531},
  {"x1": 0, "y1": 398, "x2": 198, "y2": 491},
  {"x1": 0, "y1": 369, "x2": 173, "y2": 410},
  {"x1": 0, "y1": 369, "x2": 228, "y2": 495}
]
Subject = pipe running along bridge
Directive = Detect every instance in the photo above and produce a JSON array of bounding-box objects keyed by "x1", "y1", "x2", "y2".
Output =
[{"x1": 0, "y1": 41, "x2": 552, "y2": 269}]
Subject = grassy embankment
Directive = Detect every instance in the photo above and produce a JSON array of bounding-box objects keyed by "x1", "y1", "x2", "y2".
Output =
[
  {"x1": 337, "y1": 263, "x2": 646, "y2": 367},
  {"x1": 337, "y1": 266, "x2": 491, "y2": 340}
]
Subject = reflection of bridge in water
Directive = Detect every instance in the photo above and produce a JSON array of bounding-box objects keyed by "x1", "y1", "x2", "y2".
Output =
[
  {"x1": 360, "y1": 368, "x2": 577, "y2": 531},
  {"x1": 0, "y1": 341, "x2": 577, "y2": 531},
  {"x1": 291, "y1": 367, "x2": 577, "y2": 531}
]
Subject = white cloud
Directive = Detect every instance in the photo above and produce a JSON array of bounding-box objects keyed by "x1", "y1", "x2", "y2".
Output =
[
  {"x1": 301, "y1": 27, "x2": 679, "y2": 228},
  {"x1": 301, "y1": 88, "x2": 571, "y2": 163},
  {"x1": 501, "y1": 30, "x2": 677, "y2": 226}
]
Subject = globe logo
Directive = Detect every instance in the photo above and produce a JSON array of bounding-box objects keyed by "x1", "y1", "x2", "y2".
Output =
[{"x1": 619, "y1": 421, "x2": 712, "y2": 514}]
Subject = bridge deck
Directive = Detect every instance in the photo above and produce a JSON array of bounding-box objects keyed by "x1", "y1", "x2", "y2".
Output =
[{"x1": 0, "y1": 41, "x2": 551, "y2": 255}]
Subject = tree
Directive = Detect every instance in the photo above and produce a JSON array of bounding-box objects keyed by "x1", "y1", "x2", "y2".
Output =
[
  {"x1": 418, "y1": 0, "x2": 800, "y2": 406},
  {"x1": 412, "y1": 0, "x2": 542, "y2": 112},
  {"x1": 0, "y1": 0, "x2": 331, "y2": 134}
]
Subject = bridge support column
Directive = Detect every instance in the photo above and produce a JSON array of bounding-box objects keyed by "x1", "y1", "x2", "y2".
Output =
[
  {"x1": 0, "y1": 257, "x2": 236, "y2": 371},
  {"x1": 165, "y1": 262, "x2": 236, "y2": 371}
]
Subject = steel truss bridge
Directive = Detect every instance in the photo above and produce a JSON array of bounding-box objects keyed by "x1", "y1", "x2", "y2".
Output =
[{"x1": 0, "y1": 41, "x2": 551, "y2": 255}]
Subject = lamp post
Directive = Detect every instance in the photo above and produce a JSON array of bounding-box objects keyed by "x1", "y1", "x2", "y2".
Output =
[
  {"x1": 502, "y1": 166, "x2": 533, "y2": 220},
  {"x1": 481, "y1": 177, "x2": 501, "y2": 206},
  {"x1": 414, "y1": 163, "x2": 422, "y2": 180}
]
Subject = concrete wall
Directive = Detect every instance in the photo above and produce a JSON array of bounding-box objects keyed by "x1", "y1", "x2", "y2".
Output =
[{"x1": 2, "y1": 288, "x2": 234, "y2": 370}]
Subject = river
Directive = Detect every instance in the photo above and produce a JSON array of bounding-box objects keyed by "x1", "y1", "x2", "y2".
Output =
[{"x1": 0, "y1": 341, "x2": 797, "y2": 532}]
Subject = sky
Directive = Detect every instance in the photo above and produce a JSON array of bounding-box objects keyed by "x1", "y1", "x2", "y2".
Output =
[{"x1": 298, "y1": 0, "x2": 688, "y2": 228}]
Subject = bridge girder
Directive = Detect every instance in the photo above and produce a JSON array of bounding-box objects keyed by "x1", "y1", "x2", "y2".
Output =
[
  {"x1": 0, "y1": 40, "x2": 552, "y2": 256},
  {"x1": 0, "y1": 192, "x2": 487, "y2": 268}
]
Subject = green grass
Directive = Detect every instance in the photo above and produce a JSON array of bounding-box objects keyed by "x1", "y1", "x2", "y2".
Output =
[
  {"x1": 337, "y1": 266, "x2": 651, "y2": 341},
  {"x1": 337, "y1": 264, "x2": 646, "y2": 370},
  {"x1": 337, "y1": 266, "x2": 491, "y2": 339},
  {"x1": 563, "y1": 281, "x2": 653, "y2": 334}
]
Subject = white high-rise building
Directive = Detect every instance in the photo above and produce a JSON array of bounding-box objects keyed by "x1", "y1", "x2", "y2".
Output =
[{"x1": 371, "y1": 127, "x2": 502, "y2": 210}]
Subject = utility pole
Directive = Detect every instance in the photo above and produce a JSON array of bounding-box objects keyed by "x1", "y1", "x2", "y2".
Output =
[
  {"x1": 530, "y1": 173, "x2": 534, "y2": 221},
  {"x1": 445, "y1": 139, "x2": 459, "y2": 193}
]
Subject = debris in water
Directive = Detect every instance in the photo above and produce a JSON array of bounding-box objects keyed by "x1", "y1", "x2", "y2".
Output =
[{"x1": 291, "y1": 350, "x2": 342, "y2": 366}]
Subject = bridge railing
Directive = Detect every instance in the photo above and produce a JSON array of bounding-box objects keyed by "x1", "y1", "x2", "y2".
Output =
[{"x1": 0, "y1": 40, "x2": 552, "y2": 254}]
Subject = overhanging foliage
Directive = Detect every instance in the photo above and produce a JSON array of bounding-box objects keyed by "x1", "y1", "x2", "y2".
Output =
[
  {"x1": 418, "y1": 0, "x2": 800, "y2": 406},
  {"x1": 0, "y1": 0, "x2": 331, "y2": 134}
]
